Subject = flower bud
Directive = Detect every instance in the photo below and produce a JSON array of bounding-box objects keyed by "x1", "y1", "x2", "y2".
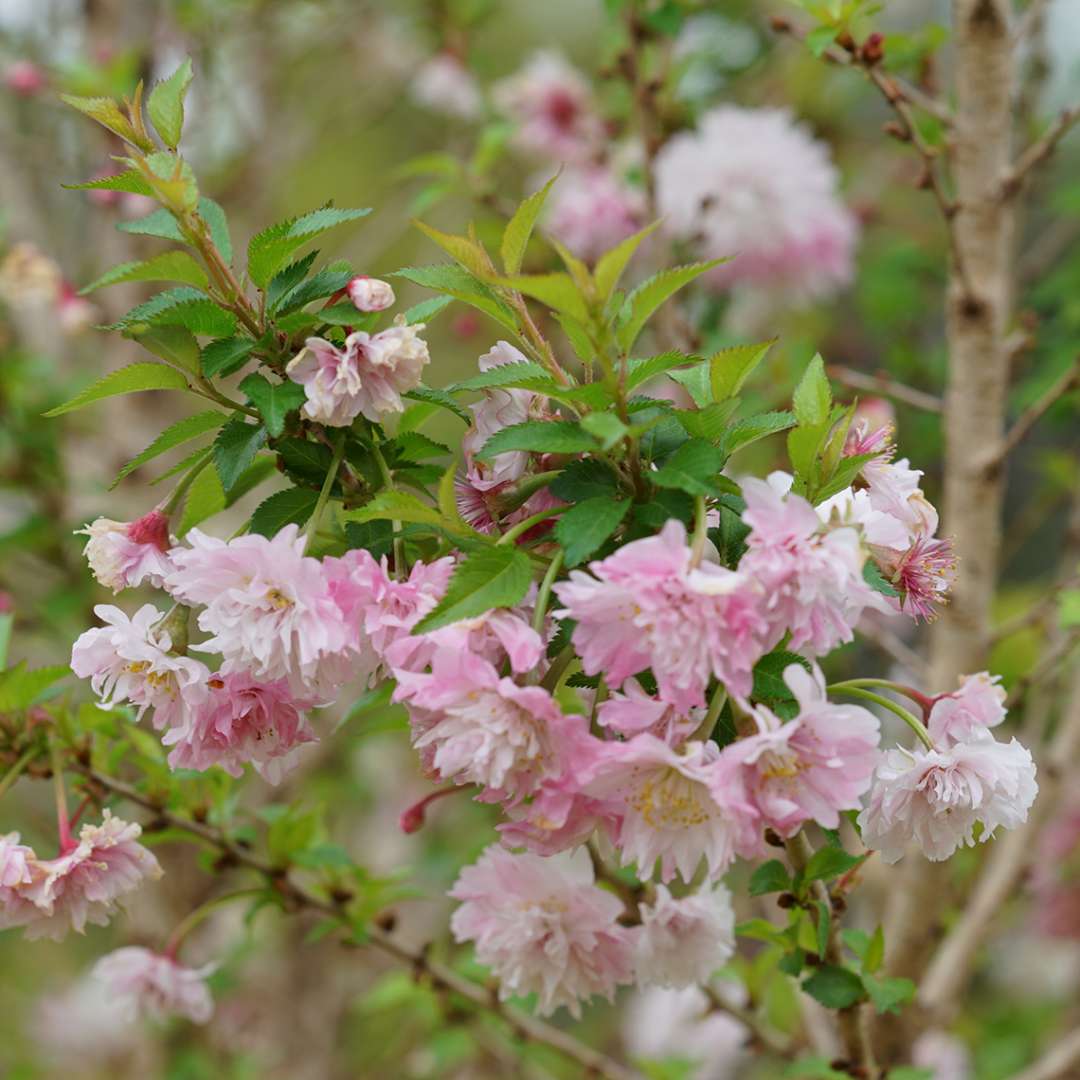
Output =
[
  {"x1": 4, "y1": 60, "x2": 47, "y2": 98},
  {"x1": 346, "y1": 276, "x2": 395, "y2": 312}
]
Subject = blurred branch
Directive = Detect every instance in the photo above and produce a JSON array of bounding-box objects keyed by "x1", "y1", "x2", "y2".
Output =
[
  {"x1": 1014, "y1": 0, "x2": 1051, "y2": 44},
  {"x1": 989, "y1": 573, "x2": 1080, "y2": 645},
  {"x1": 1001, "y1": 105, "x2": 1080, "y2": 197},
  {"x1": 856, "y1": 618, "x2": 929, "y2": 679},
  {"x1": 827, "y1": 366, "x2": 943, "y2": 414},
  {"x1": 701, "y1": 983, "x2": 791, "y2": 1055},
  {"x1": 1011, "y1": 1028, "x2": 1080, "y2": 1080},
  {"x1": 71, "y1": 763, "x2": 643, "y2": 1080},
  {"x1": 1006, "y1": 628, "x2": 1080, "y2": 707}
]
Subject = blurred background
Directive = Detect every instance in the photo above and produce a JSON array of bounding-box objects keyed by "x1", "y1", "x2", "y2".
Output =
[{"x1": 1, "y1": 1, "x2": 1078, "y2": 1077}]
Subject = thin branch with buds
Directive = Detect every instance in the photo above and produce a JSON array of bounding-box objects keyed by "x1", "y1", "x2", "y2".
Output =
[
  {"x1": 827, "y1": 366, "x2": 944, "y2": 414},
  {"x1": 1001, "y1": 105, "x2": 1080, "y2": 197}
]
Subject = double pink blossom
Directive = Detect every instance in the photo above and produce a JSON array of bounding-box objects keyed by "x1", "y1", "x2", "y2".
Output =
[
  {"x1": 926, "y1": 672, "x2": 1006, "y2": 746},
  {"x1": 554, "y1": 519, "x2": 768, "y2": 708},
  {"x1": 77, "y1": 509, "x2": 174, "y2": 593},
  {"x1": 597, "y1": 679, "x2": 703, "y2": 744},
  {"x1": 449, "y1": 845, "x2": 635, "y2": 1017},
  {"x1": 93, "y1": 947, "x2": 214, "y2": 1024},
  {"x1": 635, "y1": 883, "x2": 736, "y2": 988},
  {"x1": 545, "y1": 166, "x2": 644, "y2": 261}
]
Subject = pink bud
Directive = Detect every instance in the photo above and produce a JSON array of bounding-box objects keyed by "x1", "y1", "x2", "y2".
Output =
[
  {"x1": 126, "y1": 510, "x2": 171, "y2": 552},
  {"x1": 451, "y1": 311, "x2": 481, "y2": 339},
  {"x1": 4, "y1": 61, "x2": 47, "y2": 98},
  {"x1": 346, "y1": 276, "x2": 395, "y2": 312},
  {"x1": 398, "y1": 786, "x2": 463, "y2": 834}
]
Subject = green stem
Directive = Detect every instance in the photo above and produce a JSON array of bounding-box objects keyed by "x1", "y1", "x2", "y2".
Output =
[
  {"x1": 827, "y1": 677, "x2": 932, "y2": 711},
  {"x1": 371, "y1": 441, "x2": 406, "y2": 578},
  {"x1": 689, "y1": 494, "x2": 709, "y2": 568},
  {"x1": 532, "y1": 550, "x2": 564, "y2": 636},
  {"x1": 495, "y1": 505, "x2": 568, "y2": 547},
  {"x1": 164, "y1": 888, "x2": 266, "y2": 960},
  {"x1": 162, "y1": 454, "x2": 213, "y2": 515},
  {"x1": 0, "y1": 747, "x2": 40, "y2": 802},
  {"x1": 692, "y1": 684, "x2": 728, "y2": 742},
  {"x1": 828, "y1": 684, "x2": 934, "y2": 750},
  {"x1": 305, "y1": 433, "x2": 346, "y2": 541}
]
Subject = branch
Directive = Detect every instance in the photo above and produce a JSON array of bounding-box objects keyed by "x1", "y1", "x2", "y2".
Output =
[
  {"x1": 989, "y1": 573, "x2": 1080, "y2": 645},
  {"x1": 827, "y1": 366, "x2": 944, "y2": 414},
  {"x1": 1011, "y1": 1029, "x2": 1080, "y2": 1080},
  {"x1": 1001, "y1": 105, "x2": 1080, "y2": 197},
  {"x1": 995, "y1": 356, "x2": 1080, "y2": 462},
  {"x1": 72, "y1": 765, "x2": 642, "y2": 1080},
  {"x1": 1005, "y1": 629, "x2": 1080, "y2": 708},
  {"x1": 701, "y1": 983, "x2": 791, "y2": 1056}
]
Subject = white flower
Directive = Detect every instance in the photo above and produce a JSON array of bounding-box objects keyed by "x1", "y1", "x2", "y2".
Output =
[
  {"x1": 410, "y1": 53, "x2": 482, "y2": 119},
  {"x1": 93, "y1": 947, "x2": 214, "y2": 1024},
  {"x1": 858, "y1": 731, "x2": 1038, "y2": 863},
  {"x1": 636, "y1": 883, "x2": 736, "y2": 988}
]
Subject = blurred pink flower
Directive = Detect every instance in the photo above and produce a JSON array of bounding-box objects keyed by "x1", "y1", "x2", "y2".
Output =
[
  {"x1": 449, "y1": 845, "x2": 635, "y2": 1017},
  {"x1": 876, "y1": 533, "x2": 956, "y2": 623},
  {"x1": 636, "y1": 883, "x2": 735, "y2": 988},
  {"x1": 0, "y1": 833, "x2": 39, "y2": 930},
  {"x1": 93, "y1": 947, "x2": 214, "y2": 1024},
  {"x1": 545, "y1": 166, "x2": 644, "y2": 261},
  {"x1": 77, "y1": 510, "x2": 174, "y2": 593},
  {"x1": 1032, "y1": 801, "x2": 1080, "y2": 939},
  {"x1": 4, "y1": 59, "x2": 47, "y2": 97},
  {"x1": 410, "y1": 53, "x2": 482, "y2": 120}
]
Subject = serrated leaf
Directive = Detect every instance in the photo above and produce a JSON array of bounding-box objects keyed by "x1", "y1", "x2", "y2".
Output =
[
  {"x1": 201, "y1": 336, "x2": 256, "y2": 379},
  {"x1": 580, "y1": 411, "x2": 628, "y2": 449},
  {"x1": 64, "y1": 170, "x2": 153, "y2": 196},
  {"x1": 722, "y1": 411, "x2": 796, "y2": 456},
  {"x1": 147, "y1": 57, "x2": 193, "y2": 148},
  {"x1": 343, "y1": 491, "x2": 447, "y2": 531},
  {"x1": 117, "y1": 207, "x2": 185, "y2": 241},
  {"x1": 345, "y1": 520, "x2": 394, "y2": 560},
  {"x1": 651, "y1": 439, "x2": 725, "y2": 497},
  {"x1": 266, "y1": 251, "x2": 319, "y2": 313},
  {"x1": 626, "y1": 351, "x2": 702, "y2": 392},
  {"x1": 815, "y1": 452, "x2": 880, "y2": 504},
  {"x1": 274, "y1": 269, "x2": 354, "y2": 317},
  {"x1": 477, "y1": 421, "x2": 599, "y2": 461},
  {"x1": 674, "y1": 400, "x2": 740, "y2": 443},
  {"x1": 617, "y1": 259, "x2": 729, "y2": 351},
  {"x1": 502, "y1": 175, "x2": 558, "y2": 275},
  {"x1": 752, "y1": 650, "x2": 811, "y2": 703},
  {"x1": 550, "y1": 459, "x2": 618, "y2": 503},
  {"x1": 112, "y1": 411, "x2": 225, "y2": 488},
  {"x1": 864, "y1": 925, "x2": 885, "y2": 975},
  {"x1": 804, "y1": 846, "x2": 866, "y2": 884},
  {"x1": 82, "y1": 250, "x2": 209, "y2": 294},
  {"x1": 710, "y1": 339, "x2": 776, "y2": 400},
  {"x1": 393, "y1": 264, "x2": 518, "y2": 333},
  {"x1": 802, "y1": 965, "x2": 866, "y2": 1009},
  {"x1": 413, "y1": 546, "x2": 533, "y2": 633},
  {"x1": 44, "y1": 362, "x2": 189, "y2": 416},
  {"x1": 500, "y1": 271, "x2": 589, "y2": 324},
  {"x1": 179, "y1": 462, "x2": 226, "y2": 534},
  {"x1": 667, "y1": 363, "x2": 713, "y2": 407},
  {"x1": 793, "y1": 353, "x2": 831, "y2": 427},
  {"x1": 109, "y1": 286, "x2": 236, "y2": 338},
  {"x1": 238, "y1": 373, "x2": 306, "y2": 438},
  {"x1": 393, "y1": 432, "x2": 451, "y2": 463},
  {"x1": 249, "y1": 487, "x2": 321, "y2": 537},
  {"x1": 861, "y1": 974, "x2": 915, "y2": 1015},
  {"x1": 447, "y1": 361, "x2": 549, "y2": 394},
  {"x1": 213, "y1": 417, "x2": 268, "y2": 492},
  {"x1": 198, "y1": 197, "x2": 232, "y2": 264},
  {"x1": 60, "y1": 93, "x2": 151, "y2": 150},
  {"x1": 414, "y1": 220, "x2": 493, "y2": 279},
  {"x1": 403, "y1": 385, "x2": 470, "y2": 423},
  {"x1": 128, "y1": 325, "x2": 200, "y2": 373},
  {"x1": 594, "y1": 221, "x2": 660, "y2": 302},
  {"x1": 248, "y1": 207, "x2": 371, "y2": 288},
  {"x1": 403, "y1": 295, "x2": 453, "y2": 325},
  {"x1": 0, "y1": 663, "x2": 69, "y2": 711},
  {"x1": 736, "y1": 918, "x2": 790, "y2": 947},
  {"x1": 863, "y1": 560, "x2": 900, "y2": 598},
  {"x1": 276, "y1": 437, "x2": 333, "y2": 484},
  {"x1": 151, "y1": 445, "x2": 212, "y2": 485},
  {"x1": 749, "y1": 859, "x2": 791, "y2": 897},
  {"x1": 554, "y1": 497, "x2": 630, "y2": 566}
]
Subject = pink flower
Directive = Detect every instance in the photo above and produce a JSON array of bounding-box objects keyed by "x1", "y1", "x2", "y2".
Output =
[
  {"x1": 93, "y1": 947, "x2": 214, "y2": 1023},
  {"x1": 498, "y1": 781, "x2": 620, "y2": 856},
  {"x1": 286, "y1": 318, "x2": 430, "y2": 426},
  {"x1": 636, "y1": 883, "x2": 736, "y2": 988},
  {"x1": 912, "y1": 1030, "x2": 972, "y2": 1080},
  {"x1": 554, "y1": 519, "x2": 768, "y2": 708},
  {"x1": 70, "y1": 604, "x2": 209, "y2": 729},
  {"x1": 165, "y1": 525, "x2": 368, "y2": 697},
  {"x1": 720, "y1": 664, "x2": 879, "y2": 844},
  {"x1": 545, "y1": 166, "x2": 644, "y2": 262},
  {"x1": 858, "y1": 731, "x2": 1037, "y2": 863},
  {"x1": 346, "y1": 275, "x2": 395, "y2": 312},
  {"x1": 738, "y1": 474, "x2": 879, "y2": 657},
  {"x1": 449, "y1": 845, "x2": 635, "y2": 1017},
  {"x1": 410, "y1": 53, "x2": 482, "y2": 120},
  {"x1": 597, "y1": 679, "x2": 703, "y2": 744},
  {"x1": 493, "y1": 51, "x2": 606, "y2": 163},
  {"x1": 0, "y1": 833, "x2": 39, "y2": 930},
  {"x1": 394, "y1": 647, "x2": 578, "y2": 799},
  {"x1": 655, "y1": 106, "x2": 857, "y2": 302},
  {"x1": 163, "y1": 672, "x2": 318, "y2": 784},
  {"x1": 575, "y1": 734, "x2": 745, "y2": 882},
  {"x1": 20, "y1": 812, "x2": 162, "y2": 941},
  {"x1": 1031, "y1": 801, "x2": 1080, "y2": 939},
  {"x1": 77, "y1": 510, "x2": 174, "y2": 593},
  {"x1": 875, "y1": 534, "x2": 957, "y2": 623},
  {"x1": 4, "y1": 59, "x2": 47, "y2": 97}
]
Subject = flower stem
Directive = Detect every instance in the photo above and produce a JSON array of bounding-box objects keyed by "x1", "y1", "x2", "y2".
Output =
[
  {"x1": 305, "y1": 432, "x2": 346, "y2": 541},
  {"x1": 827, "y1": 677, "x2": 932, "y2": 712},
  {"x1": 50, "y1": 739, "x2": 72, "y2": 851},
  {"x1": 0, "y1": 747, "x2": 39, "y2": 802},
  {"x1": 689, "y1": 494, "x2": 709, "y2": 568},
  {"x1": 495, "y1": 504, "x2": 567, "y2": 547},
  {"x1": 692, "y1": 684, "x2": 728, "y2": 742},
  {"x1": 164, "y1": 888, "x2": 266, "y2": 960},
  {"x1": 828, "y1": 683, "x2": 934, "y2": 750},
  {"x1": 532, "y1": 550, "x2": 564, "y2": 636},
  {"x1": 162, "y1": 454, "x2": 213, "y2": 515},
  {"x1": 371, "y1": 440, "x2": 405, "y2": 578}
]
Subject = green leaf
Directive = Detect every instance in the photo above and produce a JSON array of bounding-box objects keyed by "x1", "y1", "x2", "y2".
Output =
[
  {"x1": 0, "y1": 663, "x2": 69, "y2": 711},
  {"x1": 617, "y1": 259, "x2": 729, "y2": 351},
  {"x1": 806, "y1": 24, "x2": 839, "y2": 57},
  {"x1": 580, "y1": 411, "x2": 628, "y2": 450},
  {"x1": 128, "y1": 325, "x2": 200, "y2": 373},
  {"x1": 500, "y1": 271, "x2": 590, "y2": 324},
  {"x1": 199, "y1": 197, "x2": 233, "y2": 264},
  {"x1": 44, "y1": 362, "x2": 189, "y2": 416},
  {"x1": 239, "y1": 373, "x2": 307, "y2": 438},
  {"x1": 403, "y1": 295, "x2": 454, "y2": 325},
  {"x1": 343, "y1": 491, "x2": 447, "y2": 531},
  {"x1": 274, "y1": 269, "x2": 354, "y2": 316},
  {"x1": 863, "y1": 560, "x2": 900, "y2": 598},
  {"x1": 555, "y1": 497, "x2": 631, "y2": 566},
  {"x1": 814, "y1": 900, "x2": 831, "y2": 958},
  {"x1": 81, "y1": 250, "x2": 210, "y2": 294},
  {"x1": 667, "y1": 363, "x2": 713, "y2": 407},
  {"x1": 804, "y1": 846, "x2": 866, "y2": 884},
  {"x1": 501, "y1": 174, "x2": 558, "y2": 275},
  {"x1": 722, "y1": 411, "x2": 796, "y2": 455},
  {"x1": 626, "y1": 351, "x2": 703, "y2": 392},
  {"x1": 674, "y1": 401, "x2": 740, "y2": 443},
  {"x1": 651, "y1": 439, "x2": 726, "y2": 497},
  {"x1": 147, "y1": 57, "x2": 193, "y2": 148},
  {"x1": 752, "y1": 650, "x2": 811, "y2": 704},
  {"x1": 111, "y1": 411, "x2": 225, "y2": 488},
  {"x1": 392, "y1": 432, "x2": 451, "y2": 463},
  {"x1": 64, "y1": 170, "x2": 153, "y2": 196},
  {"x1": 815, "y1": 451, "x2": 880, "y2": 504},
  {"x1": 550, "y1": 459, "x2": 619, "y2": 503},
  {"x1": 864, "y1": 925, "x2": 885, "y2": 975},
  {"x1": 201, "y1": 336, "x2": 256, "y2": 379},
  {"x1": 60, "y1": 93, "x2": 152, "y2": 150},
  {"x1": 178, "y1": 462, "x2": 226, "y2": 534},
  {"x1": 802, "y1": 965, "x2": 867, "y2": 1009},
  {"x1": 414, "y1": 220, "x2": 494, "y2": 279},
  {"x1": 787, "y1": 422, "x2": 828, "y2": 482},
  {"x1": 862, "y1": 974, "x2": 915, "y2": 1015},
  {"x1": 250, "y1": 487, "x2": 321, "y2": 537},
  {"x1": 248, "y1": 207, "x2": 371, "y2": 288},
  {"x1": 793, "y1": 354, "x2": 832, "y2": 427},
  {"x1": 477, "y1": 421, "x2": 599, "y2": 461},
  {"x1": 276, "y1": 437, "x2": 333, "y2": 485},
  {"x1": 710, "y1": 339, "x2": 776, "y2": 400},
  {"x1": 393, "y1": 264, "x2": 519, "y2": 332},
  {"x1": 403, "y1": 385, "x2": 470, "y2": 423},
  {"x1": 736, "y1": 918, "x2": 791, "y2": 948},
  {"x1": 594, "y1": 221, "x2": 660, "y2": 302},
  {"x1": 213, "y1": 417, "x2": 268, "y2": 492},
  {"x1": 448, "y1": 362, "x2": 549, "y2": 394},
  {"x1": 413, "y1": 546, "x2": 533, "y2": 633},
  {"x1": 749, "y1": 860, "x2": 792, "y2": 897},
  {"x1": 345, "y1": 520, "x2": 394, "y2": 560},
  {"x1": 117, "y1": 207, "x2": 185, "y2": 241},
  {"x1": 109, "y1": 286, "x2": 236, "y2": 338},
  {"x1": 266, "y1": 252, "x2": 319, "y2": 313}
]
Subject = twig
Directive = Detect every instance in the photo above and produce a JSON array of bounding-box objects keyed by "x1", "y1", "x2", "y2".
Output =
[
  {"x1": 856, "y1": 617, "x2": 929, "y2": 679},
  {"x1": 993, "y1": 356, "x2": 1080, "y2": 463},
  {"x1": 71, "y1": 764, "x2": 642, "y2": 1080},
  {"x1": 1001, "y1": 105, "x2": 1080, "y2": 197},
  {"x1": 1005, "y1": 628, "x2": 1080, "y2": 707},
  {"x1": 827, "y1": 366, "x2": 944, "y2": 414},
  {"x1": 1010, "y1": 1028, "x2": 1080, "y2": 1080},
  {"x1": 700, "y1": 983, "x2": 790, "y2": 1055},
  {"x1": 1014, "y1": 0, "x2": 1051, "y2": 44},
  {"x1": 990, "y1": 573, "x2": 1080, "y2": 645}
]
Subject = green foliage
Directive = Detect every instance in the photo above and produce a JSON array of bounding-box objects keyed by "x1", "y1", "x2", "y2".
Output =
[
  {"x1": 250, "y1": 487, "x2": 321, "y2": 537},
  {"x1": 108, "y1": 286, "x2": 237, "y2": 338},
  {"x1": 80, "y1": 250, "x2": 209, "y2": 293},
  {"x1": 802, "y1": 964, "x2": 866, "y2": 1009},
  {"x1": 238, "y1": 374, "x2": 307, "y2": 437},
  {"x1": 500, "y1": 174, "x2": 558, "y2": 274},
  {"x1": 0, "y1": 663, "x2": 68, "y2": 711},
  {"x1": 749, "y1": 860, "x2": 792, "y2": 897},
  {"x1": 617, "y1": 260, "x2": 729, "y2": 351},
  {"x1": 147, "y1": 57, "x2": 194, "y2": 148},
  {"x1": 413, "y1": 546, "x2": 534, "y2": 632},
  {"x1": 554, "y1": 496, "x2": 630, "y2": 565},
  {"x1": 710, "y1": 339, "x2": 777, "y2": 400},
  {"x1": 213, "y1": 417, "x2": 267, "y2": 492},
  {"x1": 247, "y1": 207, "x2": 371, "y2": 288},
  {"x1": 201, "y1": 336, "x2": 256, "y2": 379},
  {"x1": 112, "y1": 411, "x2": 226, "y2": 488},
  {"x1": 549, "y1": 459, "x2": 619, "y2": 502},
  {"x1": 43, "y1": 363, "x2": 190, "y2": 416},
  {"x1": 477, "y1": 420, "x2": 600, "y2": 460},
  {"x1": 393, "y1": 264, "x2": 519, "y2": 332},
  {"x1": 651, "y1": 439, "x2": 727, "y2": 497}
]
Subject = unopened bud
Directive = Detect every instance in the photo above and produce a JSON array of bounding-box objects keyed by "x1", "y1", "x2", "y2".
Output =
[
  {"x1": 127, "y1": 509, "x2": 171, "y2": 552},
  {"x1": 836, "y1": 30, "x2": 856, "y2": 52},
  {"x1": 860, "y1": 32, "x2": 885, "y2": 65},
  {"x1": 4, "y1": 60, "x2": 47, "y2": 98},
  {"x1": 346, "y1": 276, "x2": 395, "y2": 313}
]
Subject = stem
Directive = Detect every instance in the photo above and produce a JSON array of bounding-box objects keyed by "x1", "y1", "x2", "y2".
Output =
[
  {"x1": 827, "y1": 678, "x2": 933, "y2": 712},
  {"x1": 495, "y1": 505, "x2": 567, "y2": 547},
  {"x1": 371, "y1": 441, "x2": 405, "y2": 578},
  {"x1": 532, "y1": 550, "x2": 564, "y2": 637},
  {"x1": 828, "y1": 684, "x2": 934, "y2": 750},
  {"x1": 164, "y1": 888, "x2": 266, "y2": 960},
  {"x1": 692, "y1": 685, "x2": 727, "y2": 742},
  {"x1": 689, "y1": 495, "x2": 709, "y2": 568},
  {"x1": 50, "y1": 740, "x2": 72, "y2": 851},
  {"x1": 162, "y1": 454, "x2": 213, "y2": 515},
  {"x1": 305, "y1": 433, "x2": 346, "y2": 541},
  {"x1": 0, "y1": 747, "x2": 39, "y2": 802}
]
